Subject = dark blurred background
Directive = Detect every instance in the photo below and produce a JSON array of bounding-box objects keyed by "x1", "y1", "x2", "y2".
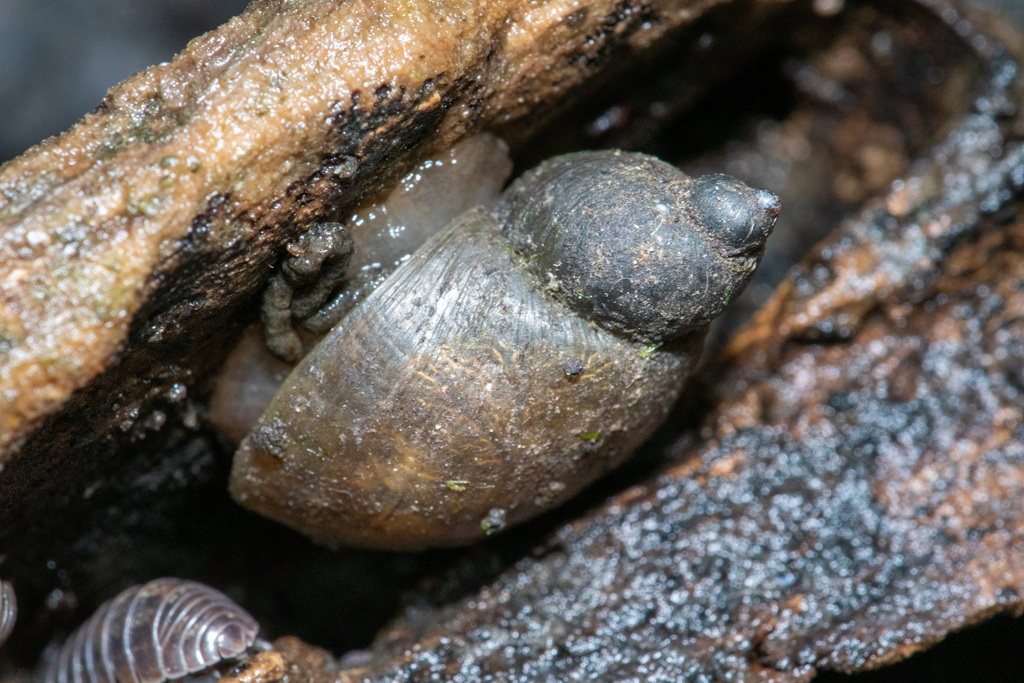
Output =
[{"x1": 0, "y1": 0, "x2": 250, "y2": 164}]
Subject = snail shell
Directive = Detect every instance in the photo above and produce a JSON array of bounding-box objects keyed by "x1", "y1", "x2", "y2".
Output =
[
  {"x1": 38, "y1": 578, "x2": 259, "y2": 683},
  {"x1": 230, "y1": 150, "x2": 779, "y2": 550},
  {"x1": 0, "y1": 580, "x2": 15, "y2": 648}
]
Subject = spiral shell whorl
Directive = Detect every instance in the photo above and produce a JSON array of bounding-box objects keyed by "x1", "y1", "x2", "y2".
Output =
[
  {"x1": 0, "y1": 580, "x2": 15, "y2": 648},
  {"x1": 500, "y1": 150, "x2": 779, "y2": 342},
  {"x1": 40, "y1": 578, "x2": 258, "y2": 683}
]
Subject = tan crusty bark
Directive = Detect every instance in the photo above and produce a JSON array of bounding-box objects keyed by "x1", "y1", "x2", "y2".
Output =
[{"x1": 0, "y1": 0, "x2": 740, "y2": 459}]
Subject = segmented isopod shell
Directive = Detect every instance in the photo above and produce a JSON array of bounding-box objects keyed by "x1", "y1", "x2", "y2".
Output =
[
  {"x1": 0, "y1": 580, "x2": 15, "y2": 647},
  {"x1": 40, "y1": 578, "x2": 258, "y2": 683}
]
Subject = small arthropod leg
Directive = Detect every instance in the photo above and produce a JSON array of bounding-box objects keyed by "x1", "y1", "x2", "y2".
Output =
[{"x1": 260, "y1": 222, "x2": 354, "y2": 362}]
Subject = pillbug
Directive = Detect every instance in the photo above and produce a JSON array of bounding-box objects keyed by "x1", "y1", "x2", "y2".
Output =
[
  {"x1": 0, "y1": 580, "x2": 15, "y2": 648},
  {"x1": 38, "y1": 578, "x2": 259, "y2": 683}
]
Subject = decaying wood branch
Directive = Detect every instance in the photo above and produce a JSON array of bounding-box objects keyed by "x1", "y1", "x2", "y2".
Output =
[
  {"x1": 0, "y1": 0, "x2": 751, "y2": 459},
  {"x1": 239, "y1": 3, "x2": 1024, "y2": 680},
  {"x1": 0, "y1": 0, "x2": 786, "y2": 667},
  {"x1": 3, "y1": 0, "x2": 1024, "y2": 679},
  {"x1": 244, "y1": 12, "x2": 1024, "y2": 683}
]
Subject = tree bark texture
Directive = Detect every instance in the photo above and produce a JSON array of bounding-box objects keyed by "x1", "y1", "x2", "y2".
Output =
[
  {"x1": 0, "y1": 0, "x2": 738, "y2": 458},
  {"x1": 2, "y1": 0, "x2": 1024, "y2": 680}
]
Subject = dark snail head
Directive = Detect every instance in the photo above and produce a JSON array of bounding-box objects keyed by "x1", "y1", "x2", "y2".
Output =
[{"x1": 500, "y1": 151, "x2": 779, "y2": 342}]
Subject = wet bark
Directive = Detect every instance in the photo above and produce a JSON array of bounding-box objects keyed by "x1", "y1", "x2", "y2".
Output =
[
  {"x1": 2, "y1": 0, "x2": 1024, "y2": 680},
  {"x1": 0, "y1": 0, "x2": 786, "y2": 668},
  {"x1": 267, "y1": 2, "x2": 1024, "y2": 680},
  {"x1": 0, "y1": 0, "x2": 746, "y2": 459}
]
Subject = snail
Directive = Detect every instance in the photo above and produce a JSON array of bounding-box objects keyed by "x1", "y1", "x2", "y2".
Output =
[
  {"x1": 0, "y1": 579, "x2": 15, "y2": 648},
  {"x1": 38, "y1": 578, "x2": 259, "y2": 683},
  {"x1": 210, "y1": 134, "x2": 513, "y2": 443},
  {"x1": 229, "y1": 149, "x2": 780, "y2": 550}
]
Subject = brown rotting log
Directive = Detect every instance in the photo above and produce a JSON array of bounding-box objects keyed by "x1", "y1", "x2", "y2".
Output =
[
  {"x1": 0, "y1": 0, "x2": 750, "y2": 459},
  {"x1": 4, "y1": 0, "x2": 1024, "y2": 678},
  {"x1": 0, "y1": 0, "x2": 793, "y2": 665},
  {"x1": 314, "y1": 204, "x2": 1024, "y2": 680},
  {"x1": 317, "y1": 117, "x2": 1024, "y2": 683},
  {"x1": 253, "y1": 3, "x2": 1024, "y2": 680}
]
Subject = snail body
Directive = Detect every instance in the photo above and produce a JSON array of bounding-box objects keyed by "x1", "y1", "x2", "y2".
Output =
[
  {"x1": 310, "y1": 133, "x2": 513, "y2": 332},
  {"x1": 0, "y1": 580, "x2": 15, "y2": 648},
  {"x1": 210, "y1": 134, "x2": 512, "y2": 443},
  {"x1": 230, "y1": 150, "x2": 779, "y2": 550},
  {"x1": 39, "y1": 578, "x2": 259, "y2": 683}
]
